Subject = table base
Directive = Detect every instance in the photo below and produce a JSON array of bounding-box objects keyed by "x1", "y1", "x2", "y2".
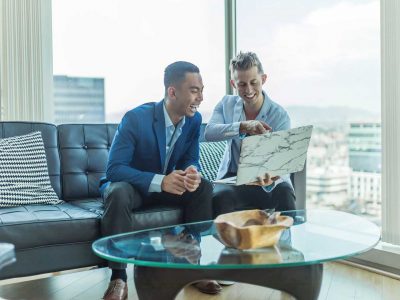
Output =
[{"x1": 134, "y1": 263, "x2": 323, "y2": 300}]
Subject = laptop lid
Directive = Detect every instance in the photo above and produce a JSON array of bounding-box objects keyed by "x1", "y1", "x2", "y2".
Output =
[{"x1": 235, "y1": 125, "x2": 313, "y2": 185}]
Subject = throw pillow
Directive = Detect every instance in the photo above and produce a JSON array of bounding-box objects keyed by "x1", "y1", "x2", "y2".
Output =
[
  {"x1": 199, "y1": 141, "x2": 227, "y2": 181},
  {"x1": 0, "y1": 131, "x2": 62, "y2": 207}
]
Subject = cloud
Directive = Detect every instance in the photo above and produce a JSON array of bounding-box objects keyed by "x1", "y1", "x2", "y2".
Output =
[
  {"x1": 264, "y1": 1, "x2": 380, "y2": 79},
  {"x1": 249, "y1": 1, "x2": 380, "y2": 111}
]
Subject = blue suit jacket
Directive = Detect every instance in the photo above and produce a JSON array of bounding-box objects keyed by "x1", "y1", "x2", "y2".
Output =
[{"x1": 102, "y1": 100, "x2": 202, "y2": 196}]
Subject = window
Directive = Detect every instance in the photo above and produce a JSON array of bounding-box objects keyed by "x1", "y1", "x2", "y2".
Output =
[
  {"x1": 237, "y1": 0, "x2": 381, "y2": 225},
  {"x1": 52, "y1": 0, "x2": 225, "y2": 124}
]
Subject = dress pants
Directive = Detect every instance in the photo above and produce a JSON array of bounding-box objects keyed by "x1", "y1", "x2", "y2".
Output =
[
  {"x1": 212, "y1": 178, "x2": 296, "y2": 218},
  {"x1": 101, "y1": 178, "x2": 213, "y2": 270}
]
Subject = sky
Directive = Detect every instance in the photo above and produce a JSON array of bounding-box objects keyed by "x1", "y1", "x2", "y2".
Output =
[{"x1": 52, "y1": 0, "x2": 380, "y2": 122}]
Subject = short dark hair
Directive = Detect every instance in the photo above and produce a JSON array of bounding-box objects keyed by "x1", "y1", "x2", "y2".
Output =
[
  {"x1": 164, "y1": 61, "x2": 200, "y2": 92},
  {"x1": 230, "y1": 51, "x2": 264, "y2": 74}
]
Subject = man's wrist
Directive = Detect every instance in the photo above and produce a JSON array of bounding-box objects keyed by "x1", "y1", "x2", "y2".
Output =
[
  {"x1": 239, "y1": 122, "x2": 247, "y2": 134},
  {"x1": 148, "y1": 174, "x2": 165, "y2": 193}
]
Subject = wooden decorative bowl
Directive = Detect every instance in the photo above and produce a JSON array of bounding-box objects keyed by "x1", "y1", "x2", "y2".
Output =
[{"x1": 214, "y1": 210, "x2": 294, "y2": 250}]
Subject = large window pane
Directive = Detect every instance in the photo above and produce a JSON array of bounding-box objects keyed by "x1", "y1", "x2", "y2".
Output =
[
  {"x1": 237, "y1": 0, "x2": 381, "y2": 224},
  {"x1": 52, "y1": 0, "x2": 225, "y2": 123}
]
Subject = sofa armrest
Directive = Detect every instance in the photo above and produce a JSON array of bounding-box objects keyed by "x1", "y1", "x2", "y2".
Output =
[{"x1": 291, "y1": 164, "x2": 307, "y2": 210}]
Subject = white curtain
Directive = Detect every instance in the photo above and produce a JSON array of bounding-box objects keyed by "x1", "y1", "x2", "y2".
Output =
[
  {"x1": 0, "y1": 0, "x2": 53, "y2": 122},
  {"x1": 381, "y1": 0, "x2": 400, "y2": 244}
]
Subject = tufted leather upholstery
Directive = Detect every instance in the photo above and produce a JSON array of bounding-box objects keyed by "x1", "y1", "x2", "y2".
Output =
[
  {"x1": 0, "y1": 203, "x2": 100, "y2": 249},
  {"x1": 58, "y1": 124, "x2": 117, "y2": 200}
]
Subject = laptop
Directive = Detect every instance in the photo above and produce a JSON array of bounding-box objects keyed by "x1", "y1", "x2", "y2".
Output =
[{"x1": 214, "y1": 125, "x2": 313, "y2": 185}]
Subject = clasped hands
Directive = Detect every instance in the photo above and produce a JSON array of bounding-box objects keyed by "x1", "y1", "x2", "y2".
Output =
[{"x1": 161, "y1": 166, "x2": 200, "y2": 195}]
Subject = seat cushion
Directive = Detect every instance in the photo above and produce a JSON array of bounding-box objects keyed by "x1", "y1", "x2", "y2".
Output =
[
  {"x1": 69, "y1": 198, "x2": 183, "y2": 231},
  {"x1": 0, "y1": 202, "x2": 100, "y2": 250}
]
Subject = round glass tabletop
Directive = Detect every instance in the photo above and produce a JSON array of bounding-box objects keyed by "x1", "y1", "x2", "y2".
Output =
[{"x1": 92, "y1": 210, "x2": 380, "y2": 269}]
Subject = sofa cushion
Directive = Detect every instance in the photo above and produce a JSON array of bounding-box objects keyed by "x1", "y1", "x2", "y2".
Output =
[
  {"x1": 69, "y1": 198, "x2": 183, "y2": 231},
  {"x1": 0, "y1": 132, "x2": 62, "y2": 207},
  {"x1": 67, "y1": 198, "x2": 104, "y2": 216},
  {"x1": 0, "y1": 203, "x2": 100, "y2": 250}
]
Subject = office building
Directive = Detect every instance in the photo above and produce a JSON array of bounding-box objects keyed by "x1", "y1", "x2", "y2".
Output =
[
  {"x1": 348, "y1": 123, "x2": 381, "y2": 216},
  {"x1": 53, "y1": 75, "x2": 105, "y2": 123}
]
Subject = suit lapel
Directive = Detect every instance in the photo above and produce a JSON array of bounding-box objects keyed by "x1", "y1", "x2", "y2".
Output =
[{"x1": 153, "y1": 101, "x2": 166, "y2": 170}]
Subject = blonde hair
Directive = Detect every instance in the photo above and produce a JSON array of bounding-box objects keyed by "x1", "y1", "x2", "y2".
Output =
[{"x1": 230, "y1": 51, "x2": 264, "y2": 74}]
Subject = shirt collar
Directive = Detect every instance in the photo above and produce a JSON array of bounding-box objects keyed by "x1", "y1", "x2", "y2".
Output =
[
  {"x1": 256, "y1": 90, "x2": 272, "y2": 119},
  {"x1": 163, "y1": 101, "x2": 185, "y2": 129}
]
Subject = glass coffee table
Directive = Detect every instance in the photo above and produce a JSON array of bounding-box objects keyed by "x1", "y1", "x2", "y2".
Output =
[{"x1": 93, "y1": 210, "x2": 380, "y2": 300}]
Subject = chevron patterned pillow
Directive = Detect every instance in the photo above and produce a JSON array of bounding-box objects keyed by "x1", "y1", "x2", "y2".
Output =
[{"x1": 0, "y1": 132, "x2": 62, "y2": 207}]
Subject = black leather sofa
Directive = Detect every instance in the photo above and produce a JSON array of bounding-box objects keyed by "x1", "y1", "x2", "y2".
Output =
[{"x1": 0, "y1": 121, "x2": 306, "y2": 280}]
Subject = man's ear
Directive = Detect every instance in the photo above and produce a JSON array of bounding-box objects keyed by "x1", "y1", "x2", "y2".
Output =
[
  {"x1": 230, "y1": 79, "x2": 236, "y2": 89},
  {"x1": 167, "y1": 86, "x2": 176, "y2": 99},
  {"x1": 261, "y1": 74, "x2": 267, "y2": 85}
]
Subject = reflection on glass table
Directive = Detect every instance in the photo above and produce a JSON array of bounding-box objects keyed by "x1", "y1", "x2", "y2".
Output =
[{"x1": 93, "y1": 210, "x2": 380, "y2": 300}]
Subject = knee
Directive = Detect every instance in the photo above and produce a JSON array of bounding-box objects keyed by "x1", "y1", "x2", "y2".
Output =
[
  {"x1": 212, "y1": 186, "x2": 235, "y2": 215},
  {"x1": 212, "y1": 185, "x2": 232, "y2": 202},
  {"x1": 199, "y1": 178, "x2": 213, "y2": 196},
  {"x1": 273, "y1": 183, "x2": 296, "y2": 210},
  {"x1": 104, "y1": 182, "x2": 142, "y2": 210}
]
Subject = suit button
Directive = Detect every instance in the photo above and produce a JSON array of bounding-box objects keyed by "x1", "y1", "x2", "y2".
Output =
[
  {"x1": 83, "y1": 145, "x2": 88, "y2": 149},
  {"x1": 85, "y1": 171, "x2": 89, "y2": 175}
]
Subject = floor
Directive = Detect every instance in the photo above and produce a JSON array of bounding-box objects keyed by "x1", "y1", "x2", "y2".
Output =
[{"x1": 0, "y1": 262, "x2": 399, "y2": 299}]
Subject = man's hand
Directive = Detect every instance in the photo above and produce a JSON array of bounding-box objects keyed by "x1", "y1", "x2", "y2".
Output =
[
  {"x1": 247, "y1": 173, "x2": 280, "y2": 186},
  {"x1": 184, "y1": 166, "x2": 201, "y2": 192},
  {"x1": 161, "y1": 170, "x2": 186, "y2": 195},
  {"x1": 240, "y1": 120, "x2": 272, "y2": 135}
]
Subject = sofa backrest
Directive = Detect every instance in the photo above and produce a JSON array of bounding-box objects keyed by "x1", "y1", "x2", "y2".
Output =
[
  {"x1": 0, "y1": 122, "x2": 62, "y2": 198},
  {"x1": 0, "y1": 122, "x2": 306, "y2": 208},
  {"x1": 58, "y1": 124, "x2": 117, "y2": 201}
]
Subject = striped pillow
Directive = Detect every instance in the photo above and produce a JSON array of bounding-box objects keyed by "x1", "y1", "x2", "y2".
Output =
[{"x1": 0, "y1": 132, "x2": 62, "y2": 207}]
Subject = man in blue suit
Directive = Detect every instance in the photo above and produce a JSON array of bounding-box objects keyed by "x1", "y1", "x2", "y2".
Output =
[
  {"x1": 100, "y1": 61, "x2": 216, "y2": 299},
  {"x1": 205, "y1": 51, "x2": 296, "y2": 217}
]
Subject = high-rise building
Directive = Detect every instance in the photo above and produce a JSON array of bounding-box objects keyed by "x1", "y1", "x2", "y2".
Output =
[
  {"x1": 348, "y1": 123, "x2": 381, "y2": 216},
  {"x1": 307, "y1": 166, "x2": 350, "y2": 209},
  {"x1": 53, "y1": 75, "x2": 105, "y2": 123},
  {"x1": 348, "y1": 123, "x2": 381, "y2": 173}
]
